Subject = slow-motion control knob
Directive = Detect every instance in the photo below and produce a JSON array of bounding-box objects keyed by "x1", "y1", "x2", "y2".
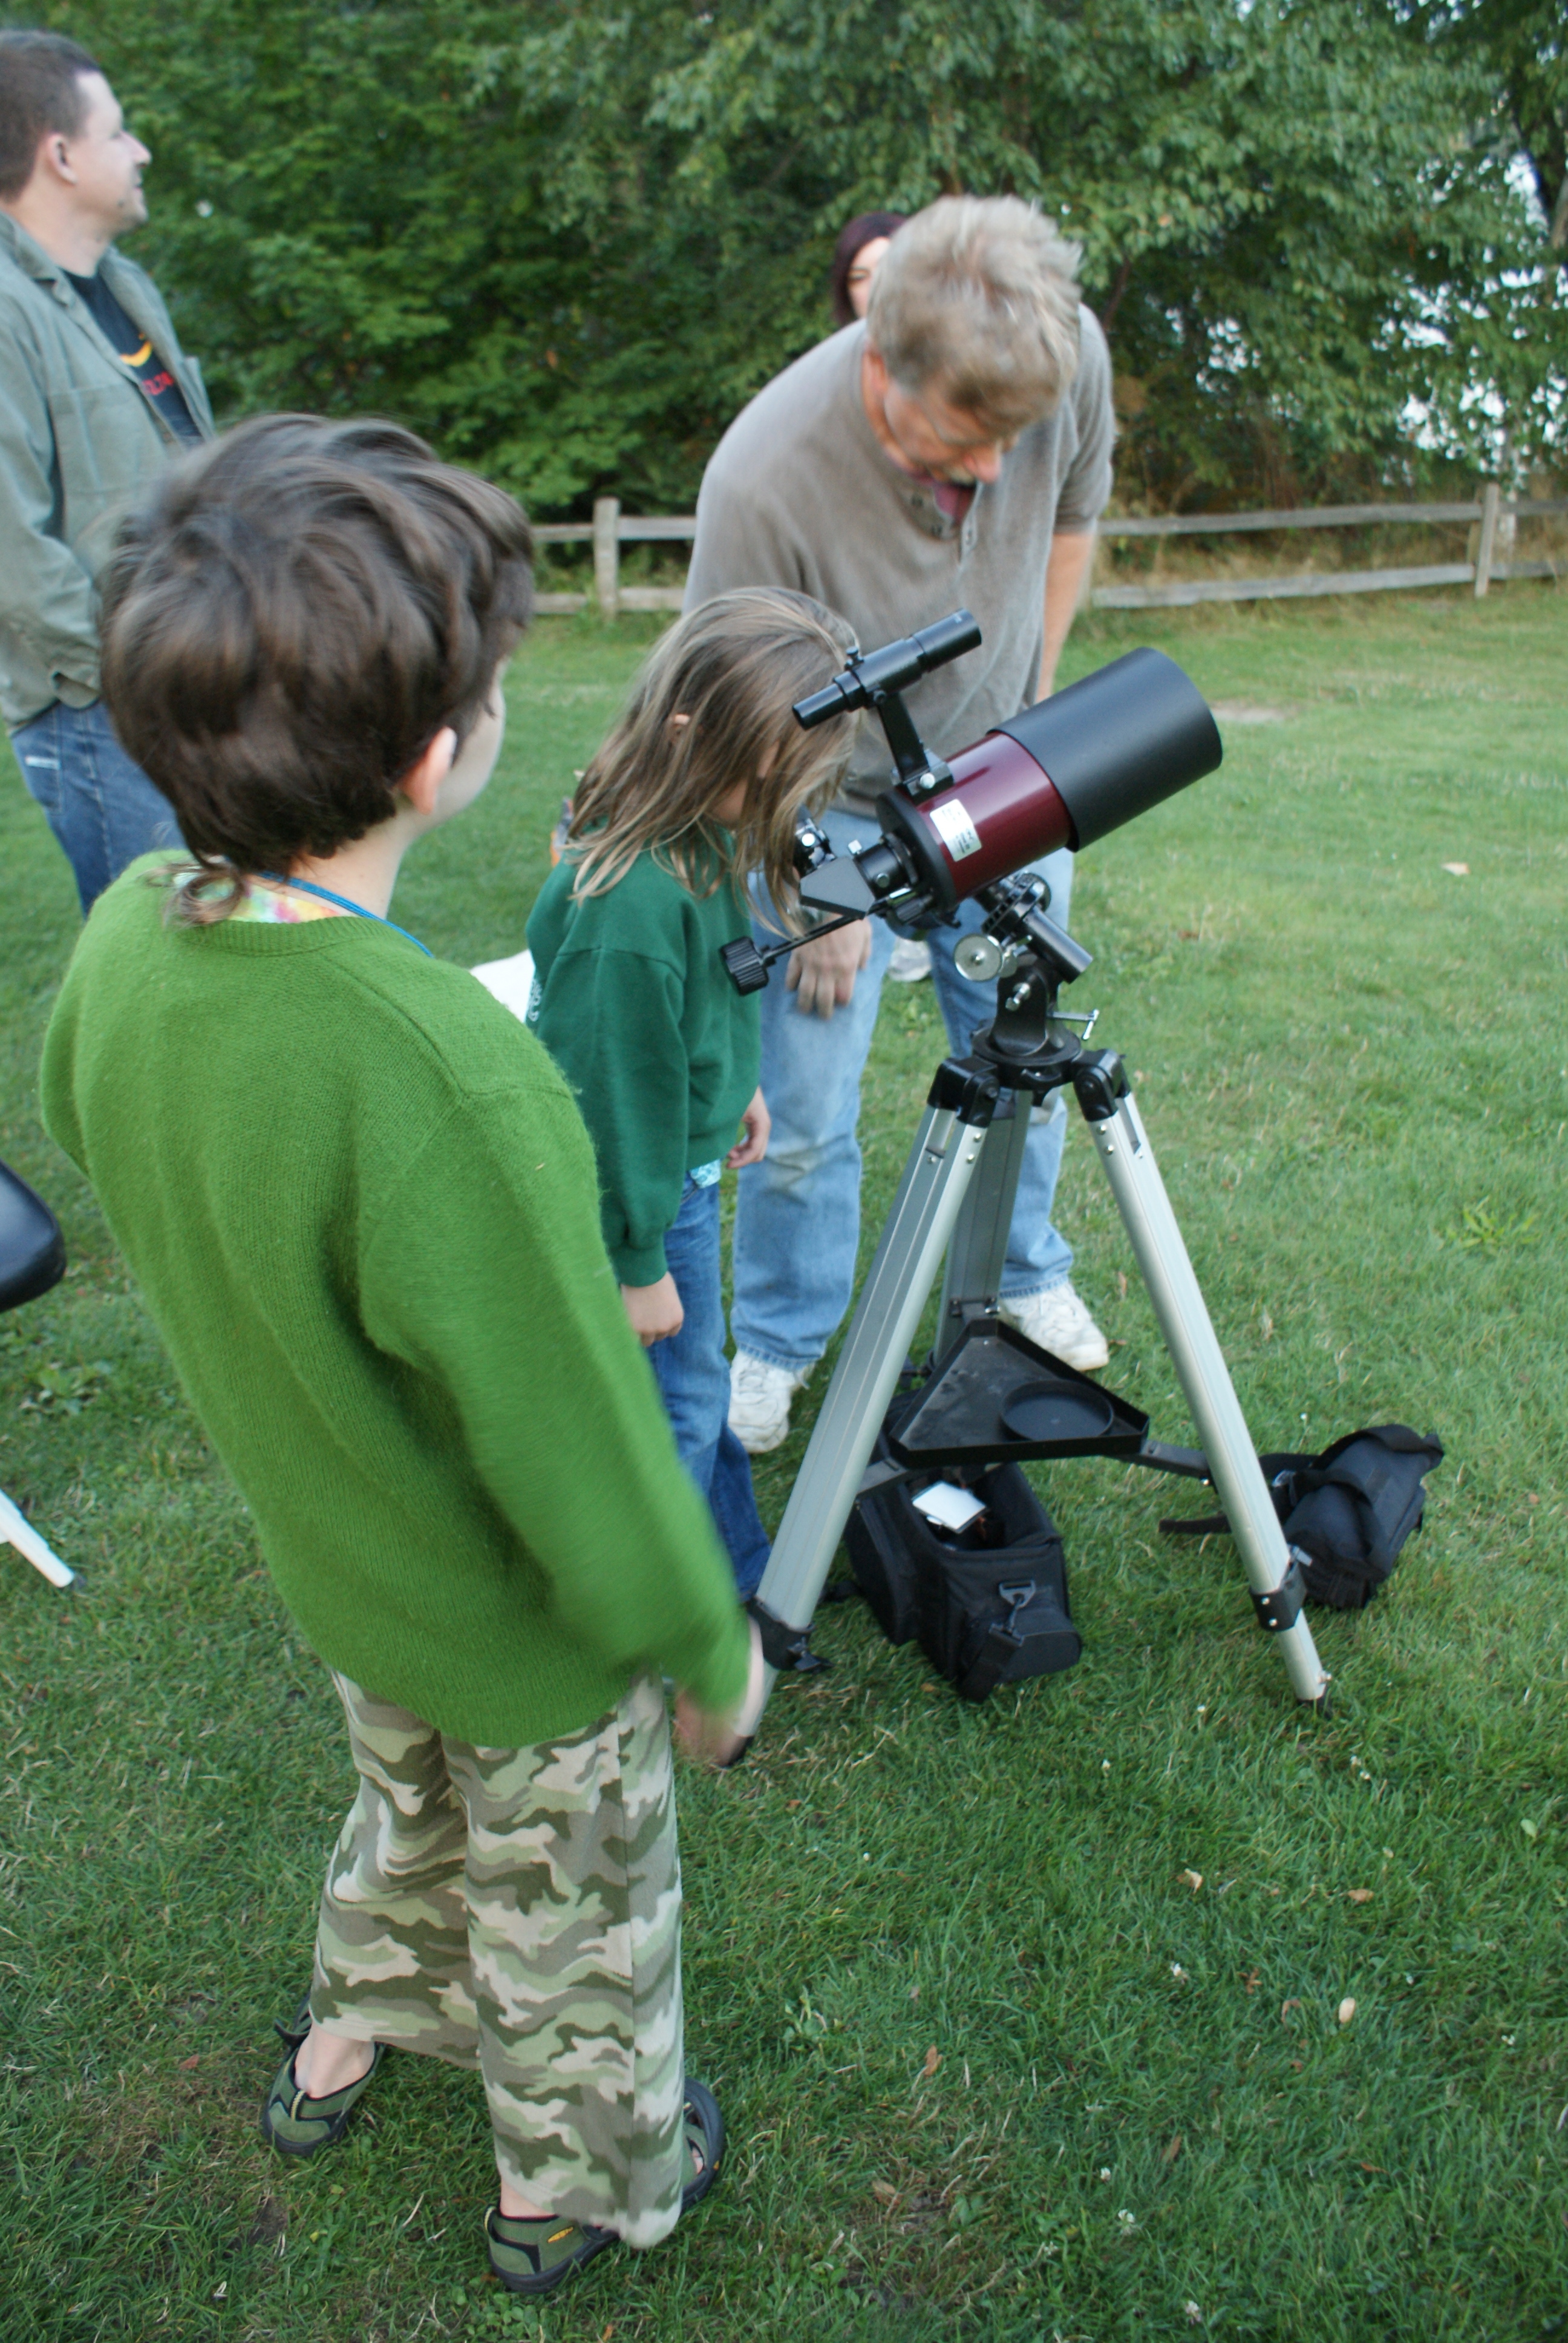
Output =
[{"x1": 720, "y1": 936, "x2": 770, "y2": 994}]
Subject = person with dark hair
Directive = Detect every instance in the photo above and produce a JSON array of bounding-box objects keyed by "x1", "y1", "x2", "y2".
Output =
[
  {"x1": 828, "y1": 209, "x2": 906, "y2": 330},
  {"x1": 40, "y1": 415, "x2": 760, "y2": 2296},
  {"x1": 0, "y1": 30, "x2": 213, "y2": 913}
]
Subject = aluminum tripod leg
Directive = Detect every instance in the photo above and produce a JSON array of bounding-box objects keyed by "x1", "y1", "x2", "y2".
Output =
[
  {"x1": 1088, "y1": 1092, "x2": 1330, "y2": 1705},
  {"x1": 752, "y1": 1093, "x2": 990, "y2": 1688},
  {"x1": 934, "y1": 1095, "x2": 1032, "y2": 1361}
]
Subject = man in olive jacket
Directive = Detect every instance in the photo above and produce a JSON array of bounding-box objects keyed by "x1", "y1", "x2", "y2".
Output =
[{"x1": 0, "y1": 31, "x2": 214, "y2": 914}]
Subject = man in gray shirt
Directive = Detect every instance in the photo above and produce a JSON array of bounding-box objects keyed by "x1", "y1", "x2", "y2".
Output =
[{"x1": 683, "y1": 196, "x2": 1116, "y2": 1452}]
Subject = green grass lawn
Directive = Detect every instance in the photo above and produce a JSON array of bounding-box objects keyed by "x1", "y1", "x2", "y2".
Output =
[{"x1": 2, "y1": 585, "x2": 1565, "y2": 2343}]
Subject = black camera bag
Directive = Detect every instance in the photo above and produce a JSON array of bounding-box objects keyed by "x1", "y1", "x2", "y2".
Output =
[
  {"x1": 1160, "y1": 1423, "x2": 1443, "y2": 1609},
  {"x1": 845, "y1": 1401, "x2": 1081, "y2": 1702}
]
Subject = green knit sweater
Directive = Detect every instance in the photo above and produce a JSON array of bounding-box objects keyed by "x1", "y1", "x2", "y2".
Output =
[
  {"x1": 527, "y1": 848, "x2": 760, "y2": 1284},
  {"x1": 39, "y1": 859, "x2": 751, "y2": 1746}
]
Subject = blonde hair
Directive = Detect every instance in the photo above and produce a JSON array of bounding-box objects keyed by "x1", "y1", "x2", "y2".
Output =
[
  {"x1": 566, "y1": 588, "x2": 857, "y2": 920},
  {"x1": 866, "y1": 195, "x2": 1083, "y2": 437}
]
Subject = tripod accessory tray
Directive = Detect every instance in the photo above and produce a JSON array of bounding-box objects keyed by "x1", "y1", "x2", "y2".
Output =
[{"x1": 887, "y1": 1317, "x2": 1150, "y2": 1472}]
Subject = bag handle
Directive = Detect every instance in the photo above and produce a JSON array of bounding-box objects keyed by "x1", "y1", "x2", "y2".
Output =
[{"x1": 956, "y1": 1581, "x2": 1036, "y2": 1703}]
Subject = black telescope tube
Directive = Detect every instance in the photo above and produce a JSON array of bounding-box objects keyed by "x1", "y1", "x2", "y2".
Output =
[
  {"x1": 992, "y1": 646, "x2": 1221, "y2": 851},
  {"x1": 868, "y1": 645, "x2": 1222, "y2": 914}
]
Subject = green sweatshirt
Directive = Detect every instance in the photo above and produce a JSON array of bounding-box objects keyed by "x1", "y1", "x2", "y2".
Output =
[
  {"x1": 39, "y1": 859, "x2": 750, "y2": 1746},
  {"x1": 527, "y1": 849, "x2": 760, "y2": 1285}
]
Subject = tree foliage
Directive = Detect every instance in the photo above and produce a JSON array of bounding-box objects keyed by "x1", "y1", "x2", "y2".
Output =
[
  {"x1": 1410, "y1": 0, "x2": 1566, "y2": 246},
  {"x1": 31, "y1": 0, "x2": 1563, "y2": 510},
  {"x1": 1388, "y1": 0, "x2": 1567, "y2": 467}
]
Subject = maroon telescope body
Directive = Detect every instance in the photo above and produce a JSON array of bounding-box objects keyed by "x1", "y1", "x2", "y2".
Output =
[{"x1": 873, "y1": 647, "x2": 1222, "y2": 914}]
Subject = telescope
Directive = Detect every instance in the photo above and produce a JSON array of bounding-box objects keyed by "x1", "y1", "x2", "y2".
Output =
[
  {"x1": 720, "y1": 615, "x2": 1221, "y2": 993},
  {"x1": 727, "y1": 612, "x2": 1336, "y2": 1733}
]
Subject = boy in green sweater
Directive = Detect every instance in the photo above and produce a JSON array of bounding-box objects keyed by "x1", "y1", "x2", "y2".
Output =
[{"x1": 39, "y1": 416, "x2": 760, "y2": 2297}]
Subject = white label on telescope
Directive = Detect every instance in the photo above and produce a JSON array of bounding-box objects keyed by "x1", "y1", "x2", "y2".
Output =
[{"x1": 929, "y1": 798, "x2": 982, "y2": 861}]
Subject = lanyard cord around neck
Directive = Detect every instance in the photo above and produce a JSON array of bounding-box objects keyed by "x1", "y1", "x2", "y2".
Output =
[{"x1": 257, "y1": 873, "x2": 432, "y2": 957}]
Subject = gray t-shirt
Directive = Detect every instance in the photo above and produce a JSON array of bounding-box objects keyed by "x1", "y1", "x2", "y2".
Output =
[{"x1": 684, "y1": 313, "x2": 1115, "y2": 816}]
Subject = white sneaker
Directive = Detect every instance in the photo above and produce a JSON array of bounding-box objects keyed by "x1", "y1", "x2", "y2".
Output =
[
  {"x1": 728, "y1": 1351, "x2": 811, "y2": 1454},
  {"x1": 887, "y1": 937, "x2": 932, "y2": 983},
  {"x1": 999, "y1": 1280, "x2": 1110, "y2": 1373}
]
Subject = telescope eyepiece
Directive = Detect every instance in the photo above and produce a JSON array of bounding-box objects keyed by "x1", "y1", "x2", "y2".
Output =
[{"x1": 792, "y1": 667, "x2": 862, "y2": 730}]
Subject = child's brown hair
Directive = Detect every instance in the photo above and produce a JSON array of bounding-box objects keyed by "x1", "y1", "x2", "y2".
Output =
[
  {"x1": 566, "y1": 588, "x2": 856, "y2": 919},
  {"x1": 99, "y1": 414, "x2": 534, "y2": 917}
]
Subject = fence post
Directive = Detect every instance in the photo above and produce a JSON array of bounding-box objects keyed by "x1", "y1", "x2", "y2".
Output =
[
  {"x1": 1495, "y1": 498, "x2": 1517, "y2": 578},
  {"x1": 1474, "y1": 480, "x2": 1500, "y2": 598},
  {"x1": 593, "y1": 497, "x2": 621, "y2": 618}
]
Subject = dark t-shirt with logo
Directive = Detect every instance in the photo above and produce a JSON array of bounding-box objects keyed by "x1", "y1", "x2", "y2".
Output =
[{"x1": 64, "y1": 268, "x2": 201, "y2": 446}]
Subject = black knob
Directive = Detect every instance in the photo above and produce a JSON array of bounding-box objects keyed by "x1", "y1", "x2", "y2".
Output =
[{"x1": 720, "y1": 936, "x2": 770, "y2": 994}]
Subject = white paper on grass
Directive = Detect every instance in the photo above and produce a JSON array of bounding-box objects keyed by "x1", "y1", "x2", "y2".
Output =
[
  {"x1": 471, "y1": 948, "x2": 535, "y2": 1024},
  {"x1": 912, "y1": 1480, "x2": 987, "y2": 1534}
]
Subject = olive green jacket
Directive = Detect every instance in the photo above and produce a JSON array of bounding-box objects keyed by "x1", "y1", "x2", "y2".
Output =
[{"x1": 0, "y1": 212, "x2": 215, "y2": 730}]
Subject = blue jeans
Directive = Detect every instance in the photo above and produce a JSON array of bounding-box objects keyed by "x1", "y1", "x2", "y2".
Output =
[
  {"x1": 11, "y1": 698, "x2": 183, "y2": 916},
  {"x1": 731, "y1": 810, "x2": 1075, "y2": 1373},
  {"x1": 647, "y1": 1175, "x2": 770, "y2": 1599}
]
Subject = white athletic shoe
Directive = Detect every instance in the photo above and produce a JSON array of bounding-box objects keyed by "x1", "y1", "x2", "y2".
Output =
[
  {"x1": 887, "y1": 937, "x2": 932, "y2": 983},
  {"x1": 999, "y1": 1280, "x2": 1111, "y2": 1374},
  {"x1": 728, "y1": 1351, "x2": 811, "y2": 1454}
]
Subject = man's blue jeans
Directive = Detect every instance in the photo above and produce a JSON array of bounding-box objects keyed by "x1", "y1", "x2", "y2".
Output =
[
  {"x1": 11, "y1": 698, "x2": 182, "y2": 916},
  {"x1": 731, "y1": 810, "x2": 1076, "y2": 1374},
  {"x1": 647, "y1": 1175, "x2": 771, "y2": 1599}
]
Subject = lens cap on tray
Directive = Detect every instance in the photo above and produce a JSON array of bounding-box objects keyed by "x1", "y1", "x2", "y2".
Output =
[{"x1": 1001, "y1": 1378, "x2": 1119, "y2": 1447}]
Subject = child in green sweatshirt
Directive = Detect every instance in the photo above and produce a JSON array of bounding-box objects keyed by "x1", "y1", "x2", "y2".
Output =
[
  {"x1": 39, "y1": 416, "x2": 762, "y2": 2299},
  {"x1": 526, "y1": 589, "x2": 855, "y2": 1596}
]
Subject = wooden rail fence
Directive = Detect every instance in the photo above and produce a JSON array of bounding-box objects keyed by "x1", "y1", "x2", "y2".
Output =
[{"x1": 532, "y1": 487, "x2": 1567, "y2": 618}]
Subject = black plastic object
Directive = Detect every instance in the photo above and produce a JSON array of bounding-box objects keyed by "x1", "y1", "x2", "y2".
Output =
[
  {"x1": 746, "y1": 1596, "x2": 830, "y2": 1674},
  {"x1": 0, "y1": 1161, "x2": 66, "y2": 1313},
  {"x1": 1252, "y1": 1552, "x2": 1307, "y2": 1631},
  {"x1": 887, "y1": 1317, "x2": 1149, "y2": 1470},
  {"x1": 719, "y1": 936, "x2": 769, "y2": 994},
  {"x1": 845, "y1": 1393, "x2": 1080, "y2": 1702},
  {"x1": 994, "y1": 647, "x2": 1221, "y2": 851},
  {"x1": 1002, "y1": 1378, "x2": 1120, "y2": 1447},
  {"x1": 1161, "y1": 1424, "x2": 1443, "y2": 1610}
]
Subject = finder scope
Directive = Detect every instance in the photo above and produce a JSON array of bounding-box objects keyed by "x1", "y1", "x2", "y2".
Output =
[{"x1": 792, "y1": 610, "x2": 984, "y2": 734}]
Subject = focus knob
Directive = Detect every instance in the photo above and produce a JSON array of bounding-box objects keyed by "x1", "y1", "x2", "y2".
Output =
[{"x1": 720, "y1": 936, "x2": 770, "y2": 994}]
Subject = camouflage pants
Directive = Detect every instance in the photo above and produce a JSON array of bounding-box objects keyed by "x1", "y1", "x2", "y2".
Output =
[{"x1": 307, "y1": 1670, "x2": 685, "y2": 2247}]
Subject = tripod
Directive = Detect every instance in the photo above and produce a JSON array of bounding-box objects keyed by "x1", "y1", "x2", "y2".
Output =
[{"x1": 749, "y1": 879, "x2": 1331, "y2": 1716}]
